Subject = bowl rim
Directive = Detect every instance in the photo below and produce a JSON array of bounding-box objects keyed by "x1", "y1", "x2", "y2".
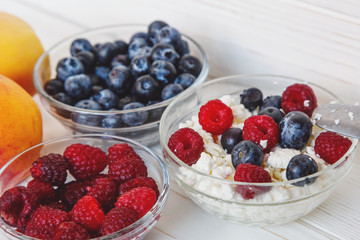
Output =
[
  {"x1": 159, "y1": 74, "x2": 359, "y2": 188},
  {"x1": 0, "y1": 133, "x2": 170, "y2": 239},
  {"x1": 33, "y1": 23, "x2": 209, "y2": 118}
]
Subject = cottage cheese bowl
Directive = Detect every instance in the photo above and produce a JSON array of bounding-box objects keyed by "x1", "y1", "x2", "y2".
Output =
[{"x1": 159, "y1": 75, "x2": 358, "y2": 225}]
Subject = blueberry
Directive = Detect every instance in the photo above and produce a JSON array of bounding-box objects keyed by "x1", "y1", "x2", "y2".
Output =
[
  {"x1": 53, "y1": 92, "x2": 75, "y2": 105},
  {"x1": 91, "y1": 85, "x2": 105, "y2": 94},
  {"x1": 148, "y1": 20, "x2": 169, "y2": 45},
  {"x1": 111, "y1": 54, "x2": 130, "y2": 68},
  {"x1": 95, "y1": 66, "x2": 110, "y2": 83},
  {"x1": 259, "y1": 95, "x2": 282, "y2": 111},
  {"x1": 161, "y1": 83, "x2": 184, "y2": 101},
  {"x1": 64, "y1": 74, "x2": 92, "y2": 99},
  {"x1": 150, "y1": 60, "x2": 177, "y2": 85},
  {"x1": 286, "y1": 154, "x2": 318, "y2": 186},
  {"x1": 130, "y1": 55, "x2": 151, "y2": 78},
  {"x1": 75, "y1": 99, "x2": 102, "y2": 110},
  {"x1": 177, "y1": 55, "x2": 202, "y2": 77},
  {"x1": 121, "y1": 102, "x2": 149, "y2": 126},
  {"x1": 130, "y1": 32, "x2": 149, "y2": 43},
  {"x1": 259, "y1": 107, "x2": 284, "y2": 124},
  {"x1": 176, "y1": 39, "x2": 190, "y2": 56},
  {"x1": 128, "y1": 38, "x2": 148, "y2": 59},
  {"x1": 56, "y1": 57, "x2": 84, "y2": 81},
  {"x1": 156, "y1": 26, "x2": 181, "y2": 47},
  {"x1": 44, "y1": 79, "x2": 64, "y2": 96},
  {"x1": 107, "y1": 65, "x2": 134, "y2": 96},
  {"x1": 174, "y1": 73, "x2": 196, "y2": 89},
  {"x1": 221, "y1": 128, "x2": 243, "y2": 153},
  {"x1": 73, "y1": 99, "x2": 102, "y2": 126},
  {"x1": 117, "y1": 95, "x2": 138, "y2": 110},
  {"x1": 137, "y1": 46, "x2": 153, "y2": 58},
  {"x1": 89, "y1": 74, "x2": 106, "y2": 87},
  {"x1": 92, "y1": 89, "x2": 119, "y2": 110},
  {"x1": 279, "y1": 111, "x2": 313, "y2": 149},
  {"x1": 101, "y1": 114, "x2": 122, "y2": 128},
  {"x1": 96, "y1": 42, "x2": 118, "y2": 65},
  {"x1": 150, "y1": 43, "x2": 179, "y2": 64},
  {"x1": 240, "y1": 88, "x2": 263, "y2": 111},
  {"x1": 70, "y1": 38, "x2": 93, "y2": 56},
  {"x1": 75, "y1": 51, "x2": 96, "y2": 73},
  {"x1": 114, "y1": 40, "x2": 128, "y2": 54},
  {"x1": 133, "y1": 75, "x2": 161, "y2": 102},
  {"x1": 231, "y1": 140, "x2": 263, "y2": 168}
]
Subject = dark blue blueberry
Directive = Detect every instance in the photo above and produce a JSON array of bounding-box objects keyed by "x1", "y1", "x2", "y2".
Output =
[
  {"x1": 137, "y1": 46, "x2": 152, "y2": 57},
  {"x1": 44, "y1": 79, "x2": 64, "y2": 96},
  {"x1": 161, "y1": 83, "x2": 183, "y2": 101},
  {"x1": 130, "y1": 32, "x2": 149, "y2": 44},
  {"x1": 177, "y1": 54, "x2": 202, "y2": 77},
  {"x1": 101, "y1": 114, "x2": 122, "y2": 128},
  {"x1": 121, "y1": 102, "x2": 149, "y2": 126},
  {"x1": 279, "y1": 111, "x2": 313, "y2": 149},
  {"x1": 174, "y1": 73, "x2": 196, "y2": 89},
  {"x1": 73, "y1": 99, "x2": 102, "y2": 126},
  {"x1": 117, "y1": 95, "x2": 138, "y2": 110},
  {"x1": 128, "y1": 38, "x2": 148, "y2": 59},
  {"x1": 53, "y1": 92, "x2": 75, "y2": 105},
  {"x1": 111, "y1": 54, "x2": 130, "y2": 68},
  {"x1": 91, "y1": 85, "x2": 105, "y2": 94},
  {"x1": 56, "y1": 57, "x2": 84, "y2": 81},
  {"x1": 155, "y1": 26, "x2": 181, "y2": 47},
  {"x1": 95, "y1": 66, "x2": 110, "y2": 83},
  {"x1": 75, "y1": 99, "x2": 102, "y2": 110},
  {"x1": 92, "y1": 89, "x2": 119, "y2": 110},
  {"x1": 176, "y1": 39, "x2": 190, "y2": 56},
  {"x1": 286, "y1": 154, "x2": 318, "y2": 186},
  {"x1": 75, "y1": 51, "x2": 96, "y2": 73},
  {"x1": 150, "y1": 60, "x2": 177, "y2": 85},
  {"x1": 231, "y1": 140, "x2": 264, "y2": 168},
  {"x1": 259, "y1": 95, "x2": 282, "y2": 111},
  {"x1": 107, "y1": 65, "x2": 134, "y2": 96},
  {"x1": 221, "y1": 128, "x2": 243, "y2": 153},
  {"x1": 70, "y1": 38, "x2": 93, "y2": 56},
  {"x1": 89, "y1": 74, "x2": 106, "y2": 87},
  {"x1": 240, "y1": 88, "x2": 263, "y2": 111},
  {"x1": 64, "y1": 74, "x2": 91, "y2": 99},
  {"x1": 96, "y1": 42, "x2": 118, "y2": 65},
  {"x1": 259, "y1": 107, "x2": 285, "y2": 124},
  {"x1": 148, "y1": 20, "x2": 169, "y2": 45},
  {"x1": 150, "y1": 43, "x2": 179, "y2": 64},
  {"x1": 133, "y1": 75, "x2": 161, "y2": 102},
  {"x1": 130, "y1": 55, "x2": 151, "y2": 78},
  {"x1": 114, "y1": 40, "x2": 128, "y2": 54}
]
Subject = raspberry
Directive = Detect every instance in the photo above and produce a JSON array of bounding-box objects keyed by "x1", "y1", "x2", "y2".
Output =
[
  {"x1": 281, "y1": 83, "x2": 317, "y2": 117},
  {"x1": 44, "y1": 201, "x2": 69, "y2": 212},
  {"x1": 234, "y1": 163, "x2": 272, "y2": 200},
  {"x1": 58, "y1": 180, "x2": 89, "y2": 209},
  {"x1": 27, "y1": 179, "x2": 56, "y2": 204},
  {"x1": 198, "y1": 99, "x2": 233, "y2": 134},
  {"x1": 168, "y1": 127, "x2": 204, "y2": 165},
  {"x1": 115, "y1": 187, "x2": 157, "y2": 218},
  {"x1": 25, "y1": 206, "x2": 70, "y2": 239},
  {"x1": 0, "y1": 186, "x2": 38, "y2": 227},
  {"x1": 30, "y1": 153, "x2": 68, "y2": 186},
  {"x1": 63, "y1": 143, "x2": 108, "y2": 180},
  {"x1": 315, "y1": 131, "x2": 352, "y2": 164},
  {"x1": 118, "y1": 177, "x2": 159, "y2": 198},
  {"x1": 52, "y1": 221, "x2": 90, "y2": 240},
  {"x1": 107, "y1": 143, "x2": 137, "y2": 164},
  {"x1": 70, "y1": 196, "x2": 105, "y2": 232},
  {"x1": 86, "y1": 176, "x2": 117, "y2": 211},
  {"x1": 108, "y1": 153, "x2": 147, "y2": 183},
  {"x1": 242, "y1": 115, "x2": 279, "y2": 153},
  {"x1": 100, "y1": 207, "x2": 139, "y2": 236}
]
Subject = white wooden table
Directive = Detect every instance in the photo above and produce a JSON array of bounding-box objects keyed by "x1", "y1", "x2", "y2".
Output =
[{"x1": 2, "y1": 1, "x2": 360, "y2": 239}]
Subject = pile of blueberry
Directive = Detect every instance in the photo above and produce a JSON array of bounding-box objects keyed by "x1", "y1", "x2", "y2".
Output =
[{"x1": 44, "y1": 20, "x2": 203, "y2": 128}]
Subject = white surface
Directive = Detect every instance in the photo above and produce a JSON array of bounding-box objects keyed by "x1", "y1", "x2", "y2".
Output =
[{"x1": 2, "y1": 0, "x2": 360, "y2": 239}]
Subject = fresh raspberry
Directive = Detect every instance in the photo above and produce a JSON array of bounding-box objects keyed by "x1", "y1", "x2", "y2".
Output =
[
  {"x1": 86, "y1": 176, "x2": 117, "y2": 211},
  {"x1": 58, "y1": 180, "x2": 89, "y2": 209},
  {"x1": 168, "y1": 127, "x2": 204, "y2": 165},
  {"x1": 0, "y1": 186, "x2": 38, "y2": 227},
  {"x1": 118, "y1": 177, "x2": 159, "y2": 198},
  {"x1": 281, "y1": 83, "x2": 317, "y2": 117},
  {"x1": 315, "y1": 131, "x2": 352, "y2": 164},
  {"x1": 115, "y1": 187, "x2": 157, "y2": 218},
  {"x1": 43, "y1": 201, "x2": 69, "y2": 212},
  {"x1": 30, "y1": 153, "x2": 69, "y2": 186},
  {"x1": 234, "y1": 163, "x2": 272, "y2": 200},
  {"x1": 100, "y1": 207, "x2": 139, "y2": 236},
  {"x1": 27, "y1": 179, "x2": 56, "y2": 204},
  {"x1": 198, "y1": 99, "x2": 234, "y2": 134},
  {"x1": 63, "y1": 143, "x2": 108, "y2": 180},
  {"x1": 242, "y1": 115, "x2": 279, "y2": 153},
  {"x1": 25, "y1": 206, "x2": 70, "y2": 239},
  {"x1": 107, "y1": 143, "x2": 137, "y2": 164},
  {"x1": 70, "y1": 196, "x2": 105, "y2": 232},
  {"x1": 108, "y1": 153, "x2": 147, "y2": 183},
  {"x1": 52, "y1": 221, "x2": 90, "y2": 240}
]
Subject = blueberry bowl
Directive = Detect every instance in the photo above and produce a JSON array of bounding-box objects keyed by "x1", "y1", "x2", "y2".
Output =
[
  {"x1": 0, "y1": 134, "x2": 170, "y2": 239},
  {"x1": 34, "y1": 23, "x2": 209, "y2": 146},
  {"x1": 159, "y1": 74, "x2": 358, "y2": 225}
]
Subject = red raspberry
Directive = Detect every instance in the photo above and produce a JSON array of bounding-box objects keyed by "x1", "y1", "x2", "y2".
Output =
[
  {"x1": 70, "y1": 195, "x2": 105, "y2": 232},
  {"x1": 198, "y1": 99, "x2": 234, "y2": 134},
  {"x1": 242, "y1": 115, "x2": 279, "y2": 153},
  {"x1": 108, "y1": 153, "x2": 147, "y2": 183},
  {"x1": 118, "y1": 176, "x2": 159, "y2": 198},
  {"x1": 25, "y1": 206, "x2": 70, "y2": 239},
  {"x1": 27, "y1": 179, "x2": 56, "y2": 204},
  {"x1": 115, "y1": 187, "x2": 157, "y2": 218},
  {"x1": 281, "y1": 83, "x2": 317, "y2": 117},
  {"x1": 63, "y1": 143, "x2": 107, "y2": 180},
  {"x1": 315, "y1": 131, "x2": 352, "y2": 164},
  {"x1": 86, "y1": 176, "x2": 117, "y2": 211},
  {"x1": 43, "y1": 201, "x2": 69, "y2": 212},
  {"x1": 30, "y1": 153, "x2": 68, "y2": 186},
  {"x1": 100, "y1": 207, "x2": 139, "y2": 236},
  {"x1": 58, "y1": 180, "x2": 89, "y2": 209},
  {"x1": 168, "y1": 127, "x2": 204, "y2": 165},
  {"x1": 52, "y1": 221, "x2": 90, "y2": 240},
  {"x1": 107, "y1": 143, "x2": 137, "y2": 164},
  {"x1": 234, "y1": 163, "x2": 272, "y2": 200}
]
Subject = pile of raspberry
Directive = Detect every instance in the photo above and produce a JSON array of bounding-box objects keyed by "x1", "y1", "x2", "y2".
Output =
[{"x1": 0, "y1": 143, "x2": 159, "y2": 240}]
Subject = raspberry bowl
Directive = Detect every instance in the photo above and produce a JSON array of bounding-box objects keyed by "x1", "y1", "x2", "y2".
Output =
[
  {"x1": 33, "y1": 23, "x2": 209, "y2": 146},
  {"x1": 159, "y1": 74, "x2": 358, "y2": 225},
  {"x1": 0, "y1": 134, "x2": 170, "y2": 239}
]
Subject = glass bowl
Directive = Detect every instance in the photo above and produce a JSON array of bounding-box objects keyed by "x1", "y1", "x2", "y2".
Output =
[
  {"x1": 33, "y1": 24, "x2": 209, "y2": 146},
  {"x1": 0, "y1": 134, "x2": 170, "y2": 239},
  {"x1": 159, "y1": 74, "x2": 358, "y2": 226}
]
